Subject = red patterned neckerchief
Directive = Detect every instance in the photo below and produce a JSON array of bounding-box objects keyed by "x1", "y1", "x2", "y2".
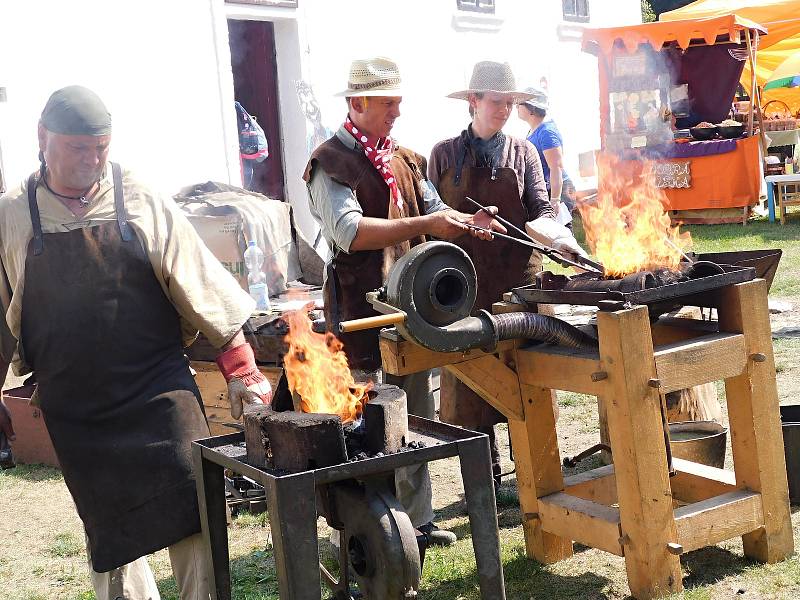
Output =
[{"x1": 343, "y1": 115, "x2": 403, "y2": 210}]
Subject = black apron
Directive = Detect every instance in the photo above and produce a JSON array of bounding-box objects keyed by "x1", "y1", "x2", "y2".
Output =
[
  {"x1": 437, "y1": 166, "x2": 532, "y2": 428},
  {"x1": 21, "y1": 164, "x2": 210, "y2": 572}
]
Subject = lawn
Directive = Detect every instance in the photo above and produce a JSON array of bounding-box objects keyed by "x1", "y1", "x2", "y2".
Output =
[{"x1": 3, "y1": 216, "x2": 800, "y2": 599}]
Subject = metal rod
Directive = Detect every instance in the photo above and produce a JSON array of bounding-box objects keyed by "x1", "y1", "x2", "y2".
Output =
[
  {"x1": 662, "y1": 236, "x2": 693, "y2": 263},
  {"x1": 466, "y1": 224, "x2": 600, "y2": 273},
  {"x1": 465, "y1": 195, "x2": 538, "y2": 244},
  {"x1": 464, "y1": 196, "x2": 605, "y2": 272}
]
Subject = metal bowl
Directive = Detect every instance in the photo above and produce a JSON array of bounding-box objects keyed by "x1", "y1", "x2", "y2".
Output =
[
  {"x1": 689, "y1": 126, "x2": 718, "y2": 141},
  {"x1": 718, "y1": 124, "x2": 745, "y2": 139}
]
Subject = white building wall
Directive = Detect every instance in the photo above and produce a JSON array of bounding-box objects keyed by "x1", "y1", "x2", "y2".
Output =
[
  {"x1": 0, "y1": 0, "x2": 641, "y2": 244},
  {"x1": 0, "y1": 0, "x2": 240, "y2": 195}
]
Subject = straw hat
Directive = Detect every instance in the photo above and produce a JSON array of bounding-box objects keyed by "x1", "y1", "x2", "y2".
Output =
[
  {"x1": 447, "y1": 61, "x2": 534, "y2": 102},
  {"x1": 520, "y1": 86, "x2": 549, "y2": 111},
  {"x1": 334, "y1": 57, "x2": 407, "y2": 97}
]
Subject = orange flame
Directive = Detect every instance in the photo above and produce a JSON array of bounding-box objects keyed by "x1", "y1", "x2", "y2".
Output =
[
  {"x1": 282, "y1": 305, "x2": 371, "y2": 423},
  {"x1": 579, "y1": 154, "x2": 691, "y2": 277}
]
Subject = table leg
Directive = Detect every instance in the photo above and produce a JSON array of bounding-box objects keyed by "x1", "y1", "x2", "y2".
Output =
[{"x1": 767, "y1": 182, "x2": 775, "y2": 223}]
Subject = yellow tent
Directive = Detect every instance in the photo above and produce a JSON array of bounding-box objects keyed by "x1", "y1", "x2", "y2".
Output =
[{"x1": 662, "y1": 0, "x2": 800, "y2": 112}]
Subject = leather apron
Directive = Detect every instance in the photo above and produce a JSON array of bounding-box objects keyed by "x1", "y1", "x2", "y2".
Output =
[
  {"x1": 437, "y1": 166, "x2": 533, "y2": 428},
  {"x1": 20, "y1": 164, "x2": 210, "y2": 572}
]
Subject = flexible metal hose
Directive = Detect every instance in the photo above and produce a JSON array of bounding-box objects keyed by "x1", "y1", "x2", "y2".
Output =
[{"x1": 488, "y1": 312, "x2": 598, "y2": 350}]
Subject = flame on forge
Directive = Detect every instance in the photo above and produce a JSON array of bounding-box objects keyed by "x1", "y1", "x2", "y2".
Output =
[
  {"x1": 578, "y1": 154, "x2": 691, "y2": 278},
  {"x1": 282, "y1": 304, "x2": 371, "y2": 423}
]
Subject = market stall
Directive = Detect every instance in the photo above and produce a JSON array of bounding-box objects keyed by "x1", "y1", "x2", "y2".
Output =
[
  {"x1": 582, "y1": 15, "x2": 767, "y2": 223},
  {"x1": 664, "y1": 1, "x2": 800, "y2": 173}
]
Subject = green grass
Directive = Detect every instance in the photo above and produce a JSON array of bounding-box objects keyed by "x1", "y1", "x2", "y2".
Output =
[{"x1": 47, "y1": 532, "x2": 83, "y2": 558}]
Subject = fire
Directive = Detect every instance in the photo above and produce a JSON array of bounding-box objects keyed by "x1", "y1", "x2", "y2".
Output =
[
  {"x1": 579, "y1": 154, "x2": 691, "y2": 277},
  {"x1": 282, "y1": 304, "x2": 371, "y2": 423}
]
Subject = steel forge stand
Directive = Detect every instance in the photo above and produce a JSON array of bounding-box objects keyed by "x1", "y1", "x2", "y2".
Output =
[{"x1": 379, "y1": 279, "x2": 794, "y2": 599}]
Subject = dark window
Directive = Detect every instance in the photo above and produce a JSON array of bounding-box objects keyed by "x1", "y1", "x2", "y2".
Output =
[
  {"x1": 456, "y1": 0, "x2": 495, "y2": 14},
  {"x1": 563, "y1": 0, "x2": 590, "y2": 22}
]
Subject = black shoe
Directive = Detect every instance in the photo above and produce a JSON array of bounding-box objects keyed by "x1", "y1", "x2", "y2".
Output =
[{"x1": 418, "y1": 522, "x2": 457, "y2": 546}]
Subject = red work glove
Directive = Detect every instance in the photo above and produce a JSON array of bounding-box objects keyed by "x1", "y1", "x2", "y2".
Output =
[{"x1": 216, "y1": 343, "x2": 272, "y2": 419}]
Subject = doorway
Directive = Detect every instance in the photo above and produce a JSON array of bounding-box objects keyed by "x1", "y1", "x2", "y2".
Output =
[{"x1": 227, "y1": 19, "x2": 285, "y2": 200}]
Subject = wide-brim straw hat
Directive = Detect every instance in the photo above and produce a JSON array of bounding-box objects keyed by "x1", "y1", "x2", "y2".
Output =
[
  {"x1": 520, "y1": 86, "x2": 549, "y2": 111},
  {"x1": 334, "y1": 57, "x2": 408, "y2": 97},
  {"x1": 447, "y1": 61, "x2": 534, "y2": 102}
]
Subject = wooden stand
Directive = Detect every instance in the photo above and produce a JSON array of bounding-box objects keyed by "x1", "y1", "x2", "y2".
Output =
[{"x1": 379, "y1": 280, "x2": 794, "y2": 599}]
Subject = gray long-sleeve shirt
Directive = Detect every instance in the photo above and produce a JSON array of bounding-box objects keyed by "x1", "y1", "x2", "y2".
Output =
[{"x1": 306, "y1": 126, "x2": 447, "y2": 255}]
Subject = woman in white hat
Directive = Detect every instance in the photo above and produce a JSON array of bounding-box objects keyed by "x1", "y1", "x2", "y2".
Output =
[
  {"x1": 429, "y1": 61, "x2": 585, "y2": 489},
  {"x1": 517, "y1": 86, "x2": 576, "y2": 225}
]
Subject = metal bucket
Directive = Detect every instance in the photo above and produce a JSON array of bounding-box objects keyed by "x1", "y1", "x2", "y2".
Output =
[
  {"x1": 669, "y1": 421, "x2": 727, "y2": 469},
  {"x1": 780, "y1": 405, "x2": 800, "y2": 504}
]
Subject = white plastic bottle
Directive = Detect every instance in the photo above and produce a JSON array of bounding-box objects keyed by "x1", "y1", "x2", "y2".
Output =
[{"x1": 244, "y1": 240, "x2": 270, "y2": 311}]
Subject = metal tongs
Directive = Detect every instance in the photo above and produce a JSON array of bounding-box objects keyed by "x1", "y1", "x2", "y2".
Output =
[{"x1": 463, "y1": 196, "x2": 605, "y2": 274}]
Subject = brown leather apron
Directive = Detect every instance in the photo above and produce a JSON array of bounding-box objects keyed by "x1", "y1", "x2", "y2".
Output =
[
  {"x1": 21, "y1": 164, "x2": 210, "y2": 572},
  {"x1": 437, "y1": 166, "x2": 533, "y2": 428}
]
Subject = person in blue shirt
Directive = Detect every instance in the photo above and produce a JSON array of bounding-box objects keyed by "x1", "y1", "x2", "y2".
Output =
[{"x1": 517, "y1": 86, "x2": 576, "y2": 220}]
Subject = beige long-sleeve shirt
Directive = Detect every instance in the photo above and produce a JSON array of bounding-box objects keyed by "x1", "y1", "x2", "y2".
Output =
[{"x1": 0, "y1": 166, "x2": 254, "y2": 374}]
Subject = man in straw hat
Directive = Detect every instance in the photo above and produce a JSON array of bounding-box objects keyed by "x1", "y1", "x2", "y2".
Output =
[
  {"x1": 304, "y1": 57, "x2": 504, "y2": 547},
  {"x1": 429, "y1": 61, "x2": 587, "y2": 489},
  {"x1": 0, "y1": 85, "x2": 272, "y2": 599}
]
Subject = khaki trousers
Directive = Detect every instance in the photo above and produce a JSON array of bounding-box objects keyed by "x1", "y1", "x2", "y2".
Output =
[
  {"x1": 385, "y1": 370, "x2": 435, "y2": 528},
  {"x1": 88, "y1": 533, "x2": 211, "y2": 600},
  {"x1": 353, "y1": 368, "x2": 436, "y2": 527}
]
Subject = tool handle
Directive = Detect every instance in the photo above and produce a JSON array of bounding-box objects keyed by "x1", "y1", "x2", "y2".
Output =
[{"x1": 338, "y1": 313, "x2": 406, "y2": 333}]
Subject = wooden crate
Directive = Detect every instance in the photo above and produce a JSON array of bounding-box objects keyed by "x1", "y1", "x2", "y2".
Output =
[
  {"x1": 192, "y1": 361, "x2": 283, "y2": 436},
  {"x1": 2, "y1": 385, "x2": 59, "y2": 467}
]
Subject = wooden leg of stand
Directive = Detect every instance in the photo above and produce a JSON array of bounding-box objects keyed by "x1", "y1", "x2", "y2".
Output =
[
  {"x1": 508, "y1": 384, "x2": 572, "y2": 564},
  {"x1": 597, "y1": 306, "x2": 682, "y2": 599},
  {"x1": 718, "y1": 280, "x2": 794, "y2": 563}
]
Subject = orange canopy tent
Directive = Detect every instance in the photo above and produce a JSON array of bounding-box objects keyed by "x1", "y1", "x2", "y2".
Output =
[
  {"x1": 582, "y1": 14, "x2": 767, "y2": 220},
  {"x1": 662, "y1": 0, "x2": 800, "y2": 112}
]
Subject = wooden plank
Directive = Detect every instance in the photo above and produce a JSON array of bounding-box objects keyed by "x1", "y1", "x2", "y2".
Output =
[
  {"x1": 192, "y1": 362, "x2": 282, "y2": 435},
  {"x1": 516, "y1": 345, "x2": 606, "y2": 395},
  {"x1": 717, "y1": 280, "x2": 794, "y2": 563},
  {"x1": 674, "y1": 491, "x2": 764, "y2": 553},
  {"x1": 378, "y1": 333, "x2": 517, "y2": 376},
  {"x1": 654, "y1": 333, "x2": 746, "y2": 393},
  {"x1": 444, "y1": 355, "x2": 525, "y2": 421},
  {"x1": 492, "y1": 300, "x2": 526, "y2": 314},
  {"x1": 597, "y1": 306, "x2": 682, "y2": 599},
  {"x1": 538, "y1": 492, "x2": 623, "y2": 556},
  {"x1": 563, "y1": 465, "x2": 618, "y2": 506},
  {"x1": 509, "y1": 383, "x2": 573, "y2": 563},
  {"x1": 671, "y1": 458, "x2": 737, "y2": 504}
]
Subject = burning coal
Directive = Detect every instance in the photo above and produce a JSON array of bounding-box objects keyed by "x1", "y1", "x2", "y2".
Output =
[
  {"x1": 282, "y1": 304, "x2": 371, "y2": 423},
  {"x1": 579, "y1": 153, "x2": 691, "y2": 278}
]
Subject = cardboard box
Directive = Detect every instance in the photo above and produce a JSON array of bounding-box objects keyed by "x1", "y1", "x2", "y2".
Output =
[
  {"x1": 183, "y1": 208, "x2": 248, "y2": 292},
  {"x1": 2, "y1": 385, "x2": 59, "y2": 467}
]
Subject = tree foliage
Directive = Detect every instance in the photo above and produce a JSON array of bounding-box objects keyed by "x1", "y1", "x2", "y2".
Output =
[{"x1": 641, "y1": 0, "x2": 656, "y2": 22}]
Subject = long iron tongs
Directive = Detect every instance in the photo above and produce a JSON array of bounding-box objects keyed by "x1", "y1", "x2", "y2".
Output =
[{"x1": 464, "y1": 196, "x2": 605, "y2": 274}]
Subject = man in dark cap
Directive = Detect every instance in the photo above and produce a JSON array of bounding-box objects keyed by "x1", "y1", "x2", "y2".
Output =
[{"x1": 0, "y1": 85, "x2": 272, "y2": 599}]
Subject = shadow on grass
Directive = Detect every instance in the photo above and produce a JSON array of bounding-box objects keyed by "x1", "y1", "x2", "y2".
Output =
[
  {"x1": 0, "y1": 462, "x2": 62, "y2": 482},
  {"x1": 680, "y1": 545, "x2": 755, "y2": 589},
  {"x1": 422, "y1": 546, "x2": 615, "y2": 600}
]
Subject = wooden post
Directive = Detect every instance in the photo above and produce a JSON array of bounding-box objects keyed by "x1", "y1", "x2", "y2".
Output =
[
  {"x1": 717, "y1": 280, "x2": 794, "y2": 563},
  {"x1": 508, "y1": 383, "x2": 573, "y2": 563},
  {"x1": 597, "y1": 305, "x2": 682, "y2": 599}
]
